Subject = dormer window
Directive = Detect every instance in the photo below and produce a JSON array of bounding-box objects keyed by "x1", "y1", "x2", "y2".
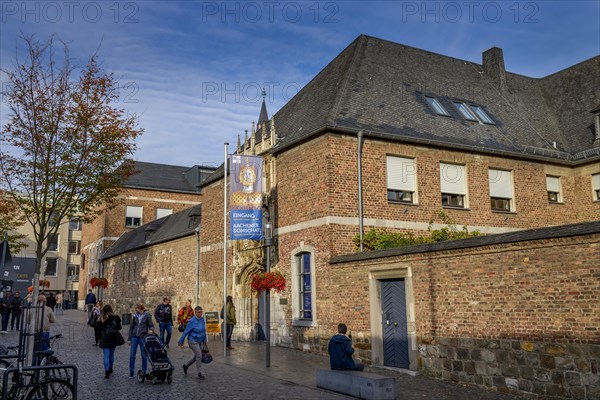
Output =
[{"x1": 425, "y1": 96, "x2": 450, "y2": 116}]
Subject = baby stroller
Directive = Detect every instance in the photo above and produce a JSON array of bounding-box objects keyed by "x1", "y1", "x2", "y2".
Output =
[{"x1": 137, "y1": 333, "x2": 174, "y2": 385}]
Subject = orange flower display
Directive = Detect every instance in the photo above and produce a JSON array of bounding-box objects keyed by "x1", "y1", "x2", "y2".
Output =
[
  {"x1": 39, "y1": 279, "x2": 50, "y2": 288},
  {"x1": 90, "y1": 277, "x2": 109, "y2": 289}
]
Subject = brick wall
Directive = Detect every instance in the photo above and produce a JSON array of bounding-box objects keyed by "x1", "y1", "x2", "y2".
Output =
[{"x1": 330, "y1": 231, "x2": 600, "y2": 399}]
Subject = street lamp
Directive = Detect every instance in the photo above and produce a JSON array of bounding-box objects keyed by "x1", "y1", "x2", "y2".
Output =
[{"x1": 263, "y1": 207, "x2": 273, "y2": 368}]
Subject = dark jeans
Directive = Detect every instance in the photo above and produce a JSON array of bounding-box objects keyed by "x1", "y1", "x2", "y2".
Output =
[
  {"x1": 226, "y1": 323, "x2": 235, "y2": 348},
  {"x1": 10, "y1": 311, "x2": 21, "y2": 330},
  {"x1": 159, "y1": 322, "x2": 172, "y2": 346},
  {"x1": 1, "y1": 312, "x2": 10, "y2": 331}
]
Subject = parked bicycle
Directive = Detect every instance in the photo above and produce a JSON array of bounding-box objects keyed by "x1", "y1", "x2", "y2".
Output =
[{"x1": 0, "y1": 334, "x2": 75, "y2": 399}]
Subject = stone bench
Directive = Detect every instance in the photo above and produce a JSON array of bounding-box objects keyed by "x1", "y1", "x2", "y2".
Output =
[{"x1": 316, "y1": 368, "x2": 396, "y2": 400}]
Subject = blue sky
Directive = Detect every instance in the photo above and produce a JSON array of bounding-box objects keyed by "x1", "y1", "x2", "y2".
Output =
[{"x1": 1, "y1": 1, "x2": 599, "y2": 167}]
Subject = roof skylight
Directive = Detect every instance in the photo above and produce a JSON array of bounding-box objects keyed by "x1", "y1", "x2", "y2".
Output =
[{"x1": 425, "y1": 96, "x2": 450, "y2": 116}]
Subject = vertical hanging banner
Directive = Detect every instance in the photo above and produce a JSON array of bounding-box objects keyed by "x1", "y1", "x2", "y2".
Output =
[{"x1": 229, "y1": 155, "x2": 264, "y2": 240}]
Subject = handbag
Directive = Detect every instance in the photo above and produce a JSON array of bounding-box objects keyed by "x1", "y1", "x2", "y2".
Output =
[
  {"x1": 200, "y1": 342, "x2": 212, "y2": 364},
  {"x1": 114, "y1": 331, "x2": 126, "y2": 346},
  {"x1": 87, "y1": 314, "x2": 97, "y2": 327},
  {"x1": 178, "y1": 324, "x2": 186, "y2": 333}
]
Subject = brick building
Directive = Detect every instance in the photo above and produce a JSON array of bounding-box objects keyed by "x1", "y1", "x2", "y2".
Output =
[
  {"x1": 78, "y1": 161, "x2": 215, "y2": 308},
  {"x1": 99, "y1": 36, "x2": 599, "y2": 398}
]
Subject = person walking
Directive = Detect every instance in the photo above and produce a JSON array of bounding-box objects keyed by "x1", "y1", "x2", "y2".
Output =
[
  {"x1": 224, "y1": 295, "x2": 236, "y2": 350},
  {"x1": 9, "y1": 291, "x2": 23, "y2": 331},
  {"x1": 128, "y1": 303, "x2": 154, "y2": 378},
  {"x1": 92, "y1": 301, "x2": 103, "y2": 346},
  {"x1": 154, "y1": 296, "x2": 173, "y2": 349},
  {"x1": 46, "y1": 293, "x2": 57, "y2": 310},
  {"x1": 0, "y1": 291, "x2": 13, "y2": 333},
  {"x1": 85, "y1": 289, "x2": 96, "y2": 318},
  {"x1": 177, "y1": 306, "x2": 207, "y2": 380},
  {"x1": 96, "y1": 304, "x2": 125, "y2": 379},
  {"x1": 328, "y1": 323, "x2": 364, "y2": 371},
  {"x1": 177, "y1": 299, "x2": 193, "y2": 333},
  {"x1": 55, "y1": 292, "x2": 63, "y2": 310}
]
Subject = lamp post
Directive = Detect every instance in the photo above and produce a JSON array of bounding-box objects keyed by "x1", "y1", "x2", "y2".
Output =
[{"x1": 263, "y1": 210, "x2": 273, "y2": 368}]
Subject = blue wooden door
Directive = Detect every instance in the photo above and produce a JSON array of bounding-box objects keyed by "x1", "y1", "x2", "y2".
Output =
[{"x1": 381, "y1": 279, "x2": 409, "y2": 368}]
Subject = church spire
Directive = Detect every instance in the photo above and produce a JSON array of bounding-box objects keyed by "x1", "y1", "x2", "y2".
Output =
[{"x1": 256, "y1": 88, "x2": 269, "y2": 131}]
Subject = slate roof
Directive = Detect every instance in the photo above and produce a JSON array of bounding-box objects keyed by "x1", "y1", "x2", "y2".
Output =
[
  {"x1": 126, "y1": 161, "x2": 199, "y2": 193},
  {"x1": 330, "y1": 220, "x2": 600, "y2": 264},
  {"x1": 270, "y1": 35, "x2": 600, "y2": 163},
  {"x1": 100, "y1": 205, "x2": 201, "y2": 260},
  {"x1": 202, "y1": 35, "x2": 600, "y2": 186}
]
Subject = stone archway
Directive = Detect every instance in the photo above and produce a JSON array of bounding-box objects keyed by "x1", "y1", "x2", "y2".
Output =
[{"x1": 231, "y1": 239, "x2": 264, "y2": 341}]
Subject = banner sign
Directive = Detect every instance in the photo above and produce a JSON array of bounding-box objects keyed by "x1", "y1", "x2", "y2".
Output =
[
  {"x1": 205, "y1": 311, "x2": 221, "y2": 333},
  {"x1": 229, "y1": 155, "x2": 264, "y2": 240}
]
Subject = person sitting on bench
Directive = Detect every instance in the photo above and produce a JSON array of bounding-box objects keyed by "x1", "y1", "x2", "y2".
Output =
[{"x1": 328, "y1": 323, "x2": 364, "y2": 371}]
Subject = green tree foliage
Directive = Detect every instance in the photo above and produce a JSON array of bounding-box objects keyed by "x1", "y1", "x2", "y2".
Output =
[
  {"x1": 354, "y1": 210, "x2": 480, "y2": 251},
  {"x1": 0, "y1": 35, "x2": 143, "y2": 274}
]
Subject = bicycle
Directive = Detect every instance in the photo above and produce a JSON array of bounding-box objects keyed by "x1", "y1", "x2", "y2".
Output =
[
  {"x1": 0, "y1": 335, "x2": 75, "y2": 399},
  {"x1": 1, "y1": 364, "x2": 75, "y2": 400}
]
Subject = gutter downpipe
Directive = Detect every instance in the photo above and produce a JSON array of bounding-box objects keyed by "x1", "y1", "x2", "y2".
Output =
[
  {"x1": 195, "y1": 226, "x2": 200, "y2": 306},
  {"x1": 357, "y1": 130, "x2": 364, "y2": 252}
]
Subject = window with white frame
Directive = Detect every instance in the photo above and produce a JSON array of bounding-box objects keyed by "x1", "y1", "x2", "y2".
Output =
[
  {"x1": 440, "y1": 163, "x2": 467, "y2": 208},
  {"x1": 387, "y1": 156, "x2": 417, "y2": 204},
  {"x1": 593, "y1": 174, "x2": 600, "y2": 201},
  {"x1": 546, "y1": 176, "x2": 562, "y2": 203},
  {"x1": 47, "y1": 233, "x2": 59, "y2": 252},
  {"x1": 156, "y1": 208, "x2": 172, "y2": 219},
  {"x1": 125, "y1": 206, "x2": 143, "y2": 228},
  {"x1": 489, "y1": 169, "x2": 514, "y2": 211},
  {"x1": 68, "y1": 240, "x2": 80, "y2": 255},
  {"x1": 45, "y1": 259, "x2": 57, "y2": 276},
  {"x1": 291, "y1": 248, "x2": 316, "y2": 326},
  {"x1": 69, "y1": 219, "x2": 82, "y2": 230}
]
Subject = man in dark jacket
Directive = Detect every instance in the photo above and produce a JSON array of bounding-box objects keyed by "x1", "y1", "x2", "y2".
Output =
[
  {"x1": 46, "y1": 293, "x2": 57, "y2": 310},
  {"x1": 85, "y1": 289, "x2": 96, "y2": 318},
  {"x1": 9, "y1": 291, "x2": 23, "y2": 331},
  {"x1": 0, "y1": 291, "x2": 13, "y2": 333},
  {"x1": 154, "y1": 297, "x2": 173, "y2": 348},
  {"x1": 328, "y1": 323, "x2": 364, "y2": 371}
]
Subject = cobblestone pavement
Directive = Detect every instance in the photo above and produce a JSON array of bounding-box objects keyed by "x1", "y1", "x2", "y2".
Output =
[{"x1": 0, "y1": 309, "x2": 522, "y2": 399}]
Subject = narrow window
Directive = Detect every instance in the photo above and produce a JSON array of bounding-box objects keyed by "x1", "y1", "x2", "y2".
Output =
[
  {"x1": 69, "y1": 219, "x2": 82, "y2": 230},
  {"x1": 47, "y1": 234, "x2": 59, "y2": 252},
  {"x1": 125, "y1": 206, "x2": 142, "y2": 228},
  {"x1": 546, "y1": 176, "x2": 561, "y2": 203},
  {"x1": 452, "y1": 101, "x2": 478, "y2": 121},
  {"x1": 470, "y1": 105, "x2": 495, "y2": 124},
  {"x1": 440, "y1": 163, "x2": 467, "y2": 208},
  {"x1": 45, "y1": 259, "x2": 58, "y2": 276},
  {"x1": 593, "y1": 174, "x2": 600, "y2": 201},
  {"x1": 425, "y1": 96, "x2": 450, "y2": 116},
  {"x1": 387, "y1": 156, "x2": 417, "y2": 204},
  {"x1": 299, "y1": 253, "x2": 312, "y2": 320},
  {"x1": 489, "y1": 169, "x2": 514, "y2": 211}
]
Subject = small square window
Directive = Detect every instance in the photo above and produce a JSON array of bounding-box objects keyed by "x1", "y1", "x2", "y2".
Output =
[
  {"x1": 126, "y1": 206, "x2": 143, "y2": 228},
  {"x1": 425, "y1": 96, "x2": 450, "y2": 116},
  {"x1": 68, "y1": 241, "x2": 80, "y2": 255}
]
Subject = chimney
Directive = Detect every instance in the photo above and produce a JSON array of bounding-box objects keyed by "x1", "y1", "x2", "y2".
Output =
[{"x1": 483, "y1": 47, "x2": 507, "y2": 91}]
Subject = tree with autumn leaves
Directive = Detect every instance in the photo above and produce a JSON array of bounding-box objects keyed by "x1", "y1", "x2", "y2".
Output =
[{"x1": 0, "y1": 35, "x2": 143, "y2": 284}]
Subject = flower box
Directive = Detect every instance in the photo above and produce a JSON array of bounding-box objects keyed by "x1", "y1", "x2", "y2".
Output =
[{"x1": 39, "y1": 279, "x2": 50, "y2": 288}]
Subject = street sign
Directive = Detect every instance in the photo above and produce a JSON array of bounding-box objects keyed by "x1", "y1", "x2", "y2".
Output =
[{"x1": 205, "y1": 311, "x2": 221, "y2": 333}]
